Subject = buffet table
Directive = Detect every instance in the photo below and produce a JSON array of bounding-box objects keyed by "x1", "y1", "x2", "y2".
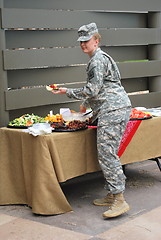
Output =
[{"x1": 0, "y1": 116, "x2": 161, "y2": 215}]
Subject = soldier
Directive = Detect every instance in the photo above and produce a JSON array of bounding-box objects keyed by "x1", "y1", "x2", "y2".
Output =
[{"x1": 53, "y1": 23, "x2": 132, "y2": 218}]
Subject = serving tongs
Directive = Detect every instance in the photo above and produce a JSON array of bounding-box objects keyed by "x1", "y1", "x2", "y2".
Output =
[{"x1": 83, "y1": 110, "x2": 93, "y2": 116}]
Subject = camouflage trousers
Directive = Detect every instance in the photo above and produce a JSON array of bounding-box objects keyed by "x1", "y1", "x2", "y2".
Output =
[{"x1": 97, "y1": 107, "x2": 131, "y2": 194}]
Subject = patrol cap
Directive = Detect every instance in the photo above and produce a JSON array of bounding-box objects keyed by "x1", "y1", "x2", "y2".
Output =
[{"x1": 77, "y1": 22, "x2": 98, "y2": 42}]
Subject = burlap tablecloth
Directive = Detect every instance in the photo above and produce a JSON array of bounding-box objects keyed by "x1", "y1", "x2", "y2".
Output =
[
  {"x1": 120, "y1": 116, "x2": 161, "y2": 165},
  {"x1": 0, "y1": 127, "x2": 99, "y2": 215},
  {"x1": 0, "y1": 116, "x2": 161, "y2": 215}
]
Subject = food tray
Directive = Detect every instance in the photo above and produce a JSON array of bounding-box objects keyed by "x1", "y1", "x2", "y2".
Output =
[
  {"x1": 7, "y1": 125, "x2": 29, "y2": 129},
  {"x1": 129, "y1": 116, "x2": 152, "y2": 121},
  {"x1": 52, "y1": 127, "x2": 88, "y2": 132}
]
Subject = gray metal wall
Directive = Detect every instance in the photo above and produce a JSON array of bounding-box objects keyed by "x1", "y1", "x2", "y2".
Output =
[{"x1": 0, "y1": 0, "x2": 161, "y2": 126}]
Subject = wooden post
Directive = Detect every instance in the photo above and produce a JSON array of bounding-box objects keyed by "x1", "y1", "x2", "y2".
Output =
[
  {"x1": 0, "y1": 1, "x2": 9, "y2": 127},
  {"x1": 148, "y1": 12, "x2": 161, "y2": 92}
]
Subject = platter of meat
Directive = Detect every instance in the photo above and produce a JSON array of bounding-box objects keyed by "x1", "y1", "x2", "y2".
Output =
[{"x1": 51, "y1": 120, "x2": 88, "y2": 132}]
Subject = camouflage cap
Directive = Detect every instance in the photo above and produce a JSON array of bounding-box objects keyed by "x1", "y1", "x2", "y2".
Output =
[{"x1": 77, "y1": 22, "x2": 98, "y2": 41}]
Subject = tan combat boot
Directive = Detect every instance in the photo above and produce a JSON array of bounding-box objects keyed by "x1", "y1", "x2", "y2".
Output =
[
  {"x1": 93, "y1": 193, "x2": 114, "y2": 206},
  {"x1": 102, "y1": 193, "x2": 130, "y2": 218}
]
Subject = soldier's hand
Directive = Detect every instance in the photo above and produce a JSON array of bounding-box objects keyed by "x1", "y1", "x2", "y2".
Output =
[
  {"x1": 80, "y1": 105, "x2": 86, "y2": 113},
  {"x1": 52, "y1": 87, "x2": 67, "y2": 95}
]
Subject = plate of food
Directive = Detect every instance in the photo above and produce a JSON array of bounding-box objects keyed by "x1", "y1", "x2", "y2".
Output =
[
  {"x1": 51, "y1": 120, "x2": 88, "y2": 132},
  {"x1": 52, "y1": 126, "x2": 88, "y2": 132},
  {"x1": 130, "y1": 108, "x2": 152, "y2": 121},
  {"x1": 130, "y1": 116, "x2": 152, "y2": 121},
  {"x1": 46, "y1": 84, "x2": 59, "y2": 91},
  {"x1": 7, "y1": 125, "x2": 29, "y2": 129},
  {"x1": 7, "y1": 114, "x2": 46, "y2": 128}
]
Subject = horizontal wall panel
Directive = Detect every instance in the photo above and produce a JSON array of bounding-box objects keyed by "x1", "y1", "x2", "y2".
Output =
[
  {"x1": 42, "y1": 0, "x2": 161, "y2": 11},
  {"x1": 7, "y1": 61, "x2": 160, "y2": 90},
  {"x1": 3, "y1": 0, "x2": 161, "y2": 11},
  {"x1": 122, "y1": 78, "x2": 148, "y2": 93},
  {"x1": 7, "y1": 66, "x2": 87, "y2": 89},
  {"x1": 6, "y1": 29, "x2": 78, "y2": 49},
  {"x1": 102, "y1": 46, "x2": 147, "y2": 62},
  {"x1": 6, "y1": 28, "x2": 161, "y2": 49},
  {"x1": 3, "y1": 47, "x2": 88, "y2": 70},
  {"x1": 2, "y1": 8, "x2": 147, "y2": 30},
  {"x1": 3, "y1": 46, "x2": 148, "y2": 70},
  {"x1": 8, "y1": 60, "x2": 159, "y2": 89},
  {"x1": 129, "y1": 91, "x2": 161, "y2": 108},
  {"x1": 118, "y1": 60, "x2": 161, "y2": 79},
  {"x1": 100, "y1": 28, "x2": 161, "y2": 46},
  {"x1": 5, "y1": 85, "x2": 83, "y2": 110},
  {"x1": 5, "y1": 86, "x2": 161, "y2": 111},
  {"x1": 6, "y1": 78, "x2": 161, "y2": 111}
]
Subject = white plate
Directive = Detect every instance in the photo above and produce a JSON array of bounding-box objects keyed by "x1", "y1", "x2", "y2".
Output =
[{"x1": 46, "y1": 86, "x2": 53, "y2": 91}]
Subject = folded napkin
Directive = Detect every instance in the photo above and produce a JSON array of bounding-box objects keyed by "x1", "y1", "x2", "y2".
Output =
[{"x1": 23, "y1": 123, "x2": 52, "y2": 136}]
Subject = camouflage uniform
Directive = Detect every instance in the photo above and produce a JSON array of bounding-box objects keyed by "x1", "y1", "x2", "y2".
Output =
[{"x1": 66, "y1": 47, "x2": 131, "y2": 194}]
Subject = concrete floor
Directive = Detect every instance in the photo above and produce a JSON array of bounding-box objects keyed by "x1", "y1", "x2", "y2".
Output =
[{"x1": 0, "y1": 160, "x2": 161, "y2": 239}]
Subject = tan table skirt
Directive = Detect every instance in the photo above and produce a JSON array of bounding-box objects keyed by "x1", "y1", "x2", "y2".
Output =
[
  {"x1": 120, "y1": 116, "x2": 161, "y2": 164},
  {"x1": 0, "y1": 116, "x2": 161, "y2": 215},
  {"x1": 0, "y1": 127, "x2": 99, "y2": 215}
]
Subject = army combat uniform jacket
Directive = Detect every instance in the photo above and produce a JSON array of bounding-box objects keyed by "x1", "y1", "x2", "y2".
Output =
[
  {"x1": 66, "y1": 47, "x2": 131, "y2": 122},
  {"x1": 66, "y1": 47, "x2": 131, "y2": 194}
]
